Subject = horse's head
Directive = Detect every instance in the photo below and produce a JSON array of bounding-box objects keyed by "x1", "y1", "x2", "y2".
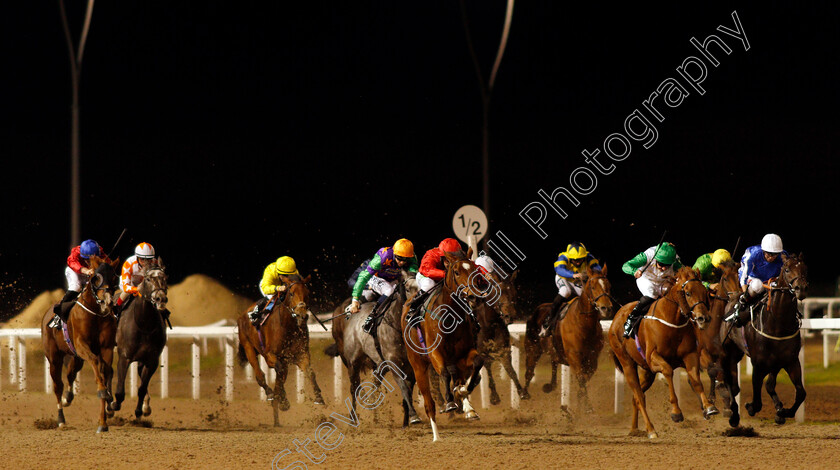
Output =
[
  {"x1": 401, "y1": 269, "x2": 419, "y2": 301},
  {"x1": 676, "y1": 266, "x2": 711, "y2": 330},
  {"x1": 583, "y1": 265, "x2": 614, "y2": 319},
  {"x1": 284, "y1": 274, "x2": 312, "y2": 328},
  {"x1": 139, "y1": 258, "x2": 168, "y2": 311},
  {"x1": 443, "y1": 250, "x2": 487, "y2": 310},
  {"x1": 88, "y1": 255, "x2": 121, "y2": 315},
  {"x1": 717, "y1": 260, "x2": 741, "y2": 302},
  {"x1": 780, "y1": 253, "x2": 808, "y2": 301},
  {"x1": 488, "y1": 270, "x2": 518, "y2": 324}
]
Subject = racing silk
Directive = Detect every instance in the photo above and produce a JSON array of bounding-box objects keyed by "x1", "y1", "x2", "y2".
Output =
[
  {"x1": 692, "y1": 253, "x2": 716, "y2": 286},
  {"x1": 554, "y1": 251, "x2": 601, "y2": 279},
  {"x1": 419, "y1": 248, "x2": 447, "y2": 282},
  {"x1": 260, "y1": 261, "x2": 288, "y2": 296},
  {"x1": 738, "y1": 245, "x2": 786, "y2": 286},
  {"x1": 120, "y1": 255, "x2": 155, "y2": 295},
  {"x1": 352, "y1": 246, "x2": 419, "y2": 300},
  {"x1": 67, "y1": 245, "x2": 111, "y2": 274},
  {"x1": 622, "y1": 245, "x2": 682, "y2": 285}
]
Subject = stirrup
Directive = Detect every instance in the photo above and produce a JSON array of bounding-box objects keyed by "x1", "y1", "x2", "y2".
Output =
[
  {"x1": 49, "y1": 314, "x2": 62, "y2": 329},
  {"x1": 538, "y1": 324, "x2": 551, "y2": 338}
]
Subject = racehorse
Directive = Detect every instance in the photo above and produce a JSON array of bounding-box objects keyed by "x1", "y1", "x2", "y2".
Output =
[
  {"x1": 429, "y1": 269, "x2": 529, "y2": 407},
  {"x1": 722, "y1": 253, "x2": 808, "y2": 426},
  {"x1": 402, "y1": 249, "x2": 488, "y2": 441},
  {"x1": 41, "y1": 255, "x2": 121, "y2": 432},
  {"x1": 608, "y1": 266, "x2": 718, "y2": 438},
  {"x1": 523, "y1": 267, "x2": 614, "y2": 401},
  {"x1": 696, "y1": 260, "x2": 740, "y2": 410},
  {"x1": 237, "y1": 274, "x2": 325, "y2": 426},
  {"x1": 110, "y1": 261, "x2": 168, "y2": 419},
  {"x1": 331, "y1": 270, "x2": 423, "y2": 426}
]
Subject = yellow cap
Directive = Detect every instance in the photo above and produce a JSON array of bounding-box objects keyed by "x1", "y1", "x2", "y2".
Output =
[
  {"x1": 275, "y1": 256, "x2": 299, "y2": 275},
  {"x1": 711, "y1": 249, "x2": 731, "y2": 268},
  {"x1": 393, "y1": 238, "x2": 415, "y2": 258}
]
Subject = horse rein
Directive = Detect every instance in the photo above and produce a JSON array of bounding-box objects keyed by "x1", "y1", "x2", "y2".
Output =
[{"x1": 78, "y1": 271, "x2": 115, "y2": 318}]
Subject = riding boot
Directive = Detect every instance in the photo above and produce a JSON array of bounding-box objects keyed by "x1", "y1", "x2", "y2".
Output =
[
  {"x1": 406, "y1": 290, "x2": 431, "y2": 323},
  {"x1": 363, "y1": 295, "x2": 389, "y2": 334},
  {"x1": 250, "y1": 297, "x2": 269, "y2": 325},
  {"x1": 113, "y1": 300, "x2": 124, "y2": 321},
  {"x1": 50, "y1": 290, "x2": 80, "y2": 328},
  {"x1": 539, "y1": 294, "x2": 566, "y2": 338},
  {"x1": 623, "y1": 296, "x2": 655, "y2": 339},
  {"x1": 725, "y1": 291, "x2": 753, "y2": 327}
]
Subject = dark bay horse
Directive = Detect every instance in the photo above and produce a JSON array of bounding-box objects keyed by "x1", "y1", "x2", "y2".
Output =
[
  {"x1": 402, "y1": 249, "x2": 488, "y2": 441},
  {"x1": 41, "y1": 255, "x2": 121, "y2": 432},
  {"x1": 608, "y1": 267, "x2": 717, "y2": 438},
  {"x1": 523, "y1": 267, "x2": 613, "y2": 401},
  {"x1": 695, "y1": 261, "x2": 740, "y2": 410},
  {"x1": 237, "y1": 274, "x2": 325, "y2": 426},
  {"x1": 333, "y1": 270, "x2": 423, "y2": 426},
  {"x1": 722, "y1": 253, "x2": 808, "y2": 426},
  {"x1": 110, "y1": 261, "x2": 168, "y2": 419}
]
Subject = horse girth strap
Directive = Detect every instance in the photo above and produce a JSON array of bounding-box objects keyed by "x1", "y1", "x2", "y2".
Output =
[
  {"x1": 749, "y1": 304, "x2": 801, "y2": 341},
  {"x1": 642, "y1": 314, "x2": 690, "y2": 329}
]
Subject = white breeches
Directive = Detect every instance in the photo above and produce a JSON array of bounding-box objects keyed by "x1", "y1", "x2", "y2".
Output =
[
  {"x1": 746, "y1": 278, "x2": 766, "y2": 297},
  {"x1": 555, "y1": 275, "x2": 582, "y2": 298},
  {"x1": 416, "y1": 273, "x2": 438, "y2": 293},
  {"x1": 636, "y1": 276, "x2": 668, "y2": 298},
  {"x1": 65, "y1": 266, "x2": 88, "y2": 292},
  {"x1": 362, "y1": 276, "x2": 397, "y2": 301}
]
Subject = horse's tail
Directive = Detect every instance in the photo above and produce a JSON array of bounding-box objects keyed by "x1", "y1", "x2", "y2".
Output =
[
  {"x1": 324, "y1": 342, "x2": 339, "y2": 357},
  {"x1": 237, "y1": 342, "x2": 248, "y2": 367}
]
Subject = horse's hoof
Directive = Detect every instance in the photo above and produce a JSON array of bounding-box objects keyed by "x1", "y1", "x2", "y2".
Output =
[
  {"x1": 542, "y1": 383, "x2": 554, "y2": 393},
  {"x1": 670, "y1": 413, "x2": 684, "y2": 423},
  {"x1": 313, "y1": 399, "x2": 325, "y2": 406},
  {"x1": 111, "y1": 402, "x2": 122, "y2": 411},
  {"x1": 745, "y1": 403, "x2": 757, "y2": 416},
  {"x1": 97, "y1": 390, "x2": 113, "y2": 402},
  {"x1": 520, "y1": 389, "x2": 531, "y2": 400},
  {"x1": 443, "y1": 402, "x2": 458, "y2": 413},
  {"x1": 729, "y1": 414, "x2": 740, "y2": 428},
  {"x1": 96, "y1": 426, "x2": 109, "y2": 433},
  {"x1": 648, "y1": 431, "x2": 658, "y2": 439},
  {"x1": 703, "y1": 406, "x2": 720, "y2": 420},
  {"x1": 143, "y1": 405, "x2": 152, "y2": 417},
  {"x1": 490, "y1": 394, "x2": 501, "y2": 406},
  {"x1": 105, "y1": 408, "x2": 114, "y2": 418},
  {"x1": 409, "y1": 416, "x2": 422, "y2": 425},
  {"x1": 58, "y1": 422, "x2": 66, "y2": 428},
  {"x1": 464, "y1": 411, "x2": 480, "y2": 421},
  {"x1": 775, "y1": 414, "x2": 786, "y2": 425},
  {"x1": 279, "y1": 400, "x2": 291, "y2": 412}
]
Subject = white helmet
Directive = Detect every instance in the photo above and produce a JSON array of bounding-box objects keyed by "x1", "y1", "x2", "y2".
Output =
[
  {"x1": 760, "y1": 234, "x2": 783, "y2": 253},
  {"x1": 135, "y1": 242, "x2": 156, "y2": 259},
  {"x1": 475, "y1": 255, "x2": 495, "y2": 273}
]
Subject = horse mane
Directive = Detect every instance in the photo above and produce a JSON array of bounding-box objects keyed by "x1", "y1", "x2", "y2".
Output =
[{"x1": 284, "y1": 273, "x2": 303, "y2": 283}]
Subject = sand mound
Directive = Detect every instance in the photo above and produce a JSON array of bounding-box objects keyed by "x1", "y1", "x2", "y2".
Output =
[
  {"x1": 2, "y1": 289, "x2": 63, "y2": 328},
  {"x1": 167, "y1": 274, "x2": 253, "y2": 326}
]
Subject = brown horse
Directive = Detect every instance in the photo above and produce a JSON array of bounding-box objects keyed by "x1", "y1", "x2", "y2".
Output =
[
  {"x1": 41, "y1": 255, "x2": 121, "y2": 432},
  {"x1": 237, "y1": 274, "x2": 325, "y2": 426},
  {"x1": 722, "y1": 253, "x2": 808, "y2": 426},
  {"x1": 523, "y1": 267, "x2": 613, "y2": 401},
  {"x1": 402, "y1": 249, "x2": 488, "y2": 441},
  {"x1": 695, "y1": 260, "x2": 740, "y2": 410},
  {"x1": 608, "y1": 266, "x2": 717, "y2": 438}
]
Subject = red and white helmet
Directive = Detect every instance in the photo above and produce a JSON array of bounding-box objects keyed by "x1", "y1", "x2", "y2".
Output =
[{"x1": 135, "y1": 242, "x2": 156, "y2": 259}]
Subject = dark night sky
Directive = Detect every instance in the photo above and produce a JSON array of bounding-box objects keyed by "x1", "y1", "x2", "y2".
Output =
[{"x1": 2, "y1": 2, "x2": 839, "y2": 318}]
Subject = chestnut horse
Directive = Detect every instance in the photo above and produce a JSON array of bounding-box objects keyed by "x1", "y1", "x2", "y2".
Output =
[
  {"x1": 523, "y1": 267, "x2": 614, "y2": 401},
  {"x1": 722, "y1": 253, "x2": 808, "y2": 426},
  {"x1": 110, "y1": 262, "x2": 168, "y2": 419},
  {"x1": 608, "y1": 267, "x2": 717, "y2": 438},
  {"x1": 402, "y1": 249, "x2": 488, "y2": 441},
  {"x1": 41, "y1": 255, "x2": 121, "y2": 432},
  {"x1": 237, "y1": 274, "x2": 325, "y2": 426},
  {"x1": 695, "y1": 260, "x2": 740, "y2": 410}
]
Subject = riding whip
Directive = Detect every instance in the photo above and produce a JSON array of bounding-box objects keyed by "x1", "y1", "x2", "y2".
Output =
[
  {"x1": 639, "y1": 230, "x2": 668, "y2": 275},
  {"x1": 107, "y1": 227, "x2": 128, "y2": 259}
]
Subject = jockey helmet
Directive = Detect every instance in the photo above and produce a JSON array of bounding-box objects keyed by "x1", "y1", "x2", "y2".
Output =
[
  {"x1": 566, "y1": 242, "x2": 588, "y2": 259},
  {"x1": 711, "y1": 249, "x2": 731, "y2": 268},
  {"x1": 475, "y1": 255, "x2": 495, "y2": 274},
  {"x1": 393, "y1": 239, "x2": 415, "y2": 258},
  {"x1": 438, "y1": 238, "x2": 463, "y2": 255},
  {"x1": 654, "y1": 243, "x2": 677, "y2": 265},
  {"x1": 761, "y1": 234, "x2": 783, "y2": 254},
  {"x1": 275, "y1": 256, "x2": 299, "y2": 275},
  {"x1": 135, "y1": 242, "x2": 156, "y2": 259},
  {"x1": 80, "y1": 239, "x2": 100, "y2": 259}
]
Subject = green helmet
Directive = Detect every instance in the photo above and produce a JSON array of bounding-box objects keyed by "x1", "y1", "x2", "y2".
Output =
[{"x1": 654, "y1": 243, "x2": 677, "y2": 265}]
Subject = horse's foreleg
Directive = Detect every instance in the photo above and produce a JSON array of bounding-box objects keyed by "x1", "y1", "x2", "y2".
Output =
[
  {"x1": 135, "y1": 358, "x2": 158, "y2": 419},
  {"x1": 745, "y1": 362, "x2": 767, "y2": 417},
  {"x1": 242, "y1": 342, "x2": 273, "y2": 400},
  {"x1": 73, "y1": 342, "x2": 109, "y2": 432},
  {"x1": 395, "y1": 366, "x2": 421, "y2": 426},
  {"x1": 48, "y1": 351, "x2": 67, "y2": 428},
  {"x1": 484, "y1": 358, "x2": 501, "y2": 405},
  {"x1": 523, "y1": 336, "x2": 541, "y2": 398},
  {"x1": 411, "y1": 359, "x2": 439, "y2": 441},
  {"x1": 298, "y1": 352, "x2": 325, "y2": 405},
  {"x1": 764, "y1": 369, "x2": 783, "y2": 413},
  {"x1": 544, "y1": 356, "x2": 559, "y2": 394},
  {"x1": 649, "y1": 352, "x2": 683, "y2": 423},
  {"x1": 427, "y1": 366, "x2": 445, "y2": 405},
  {"x1": 64, "y1": 356, "x2": 84, "y2": 407},
  {"x1": 112, "y1": 353, "x2": 128, "y2": 412},
  {"x1": 440, "y1": 365, "x2": 457, "y2": 413},
  {"x1": 778, "y1": 360, "x2": 806, "y2": 424},
  {"x1": 100, "y1": 347, "x2": 115, "y2": 417},
  {"x1": 275, "y1": 361, "x2": 290, "y2": 413},
  {"x1": 683, "y1": 351, "x2": 718, "y2": 419},
  {"x1": 500, "y1": 348, "x2": 528, "y2": 399},
  {"x1": 623, "y1": 360, "x2": 657, "y2": 438}
]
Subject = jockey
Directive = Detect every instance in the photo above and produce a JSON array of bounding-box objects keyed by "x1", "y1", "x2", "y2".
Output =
[
  {"x1": 405, "y1": 238, "x2": 464, "y2": 323},
  {"x1": 621, "y1": 242, "x2": 682, "y2": 338},
  {"x1": 348, "y1": 238, "x2": 419, "y2": 333},
  {"x1": 539, "y1": 242, "x2": 602, "y2": 338},
  {"x1": 114, "y1": 242, "x2": 168, "y2": 322},
  {"x1": 249, "y1": 256, "x2": 297, "y2": 325},
  {"x1": 692, "y1": 248, "x2": 732, "y2": 289},
  {"x1": 724, "y1": 234, "x2": 786, "y2": 326},
  {"x1": 475, "y1": 254, "x2": 495, "y2": 275},
  {"x1": 49, "y1": 239, "x2": 112, "y2": 328}
]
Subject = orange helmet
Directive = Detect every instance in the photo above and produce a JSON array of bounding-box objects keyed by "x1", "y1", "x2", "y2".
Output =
[
  {"x1": 393, "y1": 238, "x2": 415, "y2": 258},
  {"x1": 438, "y1": 238, "x2": 463, "y2": 255}
]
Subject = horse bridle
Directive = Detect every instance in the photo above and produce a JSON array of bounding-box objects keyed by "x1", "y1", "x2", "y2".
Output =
[
  {"x1": 143, "y1": 267, "x2": 168, "y2": 308},
  {"x1": 279, "y1": 280, "x2": 306, "y2": 319},
  {"x1": 681, "y1": 278, "x2": 710, "y2": 313},
  {"x1": 80, "y1": 269, "x2": 115, "y2": 317},
  {"x1": 580, "y1": 275, "x2": 615, "y2": 315}
]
